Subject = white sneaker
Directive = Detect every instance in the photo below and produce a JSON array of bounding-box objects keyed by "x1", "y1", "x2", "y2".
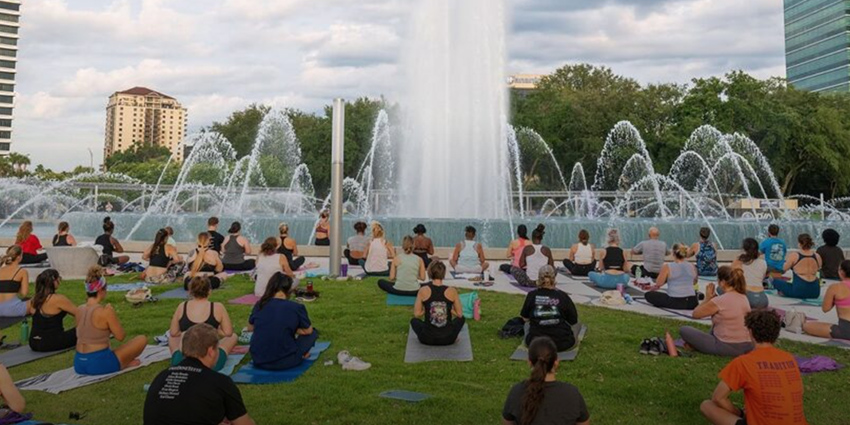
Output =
[
  {"x1": 342, "y1": 356, "x2": 371, "y2": 371},
  {"x1": 337, "y1": 350, "x2": 352, "y2": 365}
]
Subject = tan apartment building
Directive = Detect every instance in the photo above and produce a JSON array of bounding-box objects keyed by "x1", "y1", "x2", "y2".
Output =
[
  {"x1": 0, "y1": 0, "x2": 20, "y2": 156},
  {"x1": 103, "y1": 87, "x2": 188, "y2": 162}
]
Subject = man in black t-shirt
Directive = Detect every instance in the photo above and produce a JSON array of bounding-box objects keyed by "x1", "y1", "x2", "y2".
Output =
[
  {"x1": 144, "y1": 324, "x2": 254, "y2": 425},
  {"x1": 207, "y1": 216, "x2": 225, "y2": 253},
  {"x1": 520, "y1": 267, "x2": 579, "y2": 352}
]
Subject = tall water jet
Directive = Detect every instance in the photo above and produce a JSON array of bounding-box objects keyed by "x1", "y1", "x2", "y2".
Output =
[{"x1": 397, "y1": 0, "x2": 510, "y2": 219}]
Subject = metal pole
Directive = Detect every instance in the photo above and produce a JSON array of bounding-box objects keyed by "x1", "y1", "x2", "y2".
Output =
[
  {"x1": 820, "y1": 193, "x2": 825, "y2": 220},
  {"x1": 329, "y1": 98, "x2": 345, "y2": 277}
]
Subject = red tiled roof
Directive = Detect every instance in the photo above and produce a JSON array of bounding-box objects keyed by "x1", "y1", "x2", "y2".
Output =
[{"x1": 116, "y1": 87, "x2": 175, "y2": 99}]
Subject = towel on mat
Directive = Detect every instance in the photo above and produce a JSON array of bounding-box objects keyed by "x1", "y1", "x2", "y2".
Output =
[
  {"x1": 404, "y1": 324, "x2": 473, "y2": 363},
  {"x1": 218, "y1": 353, "x2": 247, "y2": 376},
  {"x1": 510, "y1": 324, "x2": 588, "y2": 361},
  {"x1": 0, "y1": 346, "x2": 73, "y2": 368},
  {"x1": 15, "y1": 346, "x2": 171, "y2": 394},
  {"x1": 231, "y1": 341, "x2": 330, "y2": 384}
]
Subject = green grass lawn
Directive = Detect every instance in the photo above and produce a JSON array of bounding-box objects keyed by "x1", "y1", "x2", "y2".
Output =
[{"x1": 4, "y1": 274, "x2": 849, "y2": 424}]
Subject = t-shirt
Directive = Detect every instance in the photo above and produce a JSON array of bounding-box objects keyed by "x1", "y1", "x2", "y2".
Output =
[
  {"x1": 347, "y1": 234, "x2": 369, "y2": 253},
  {"x1": 816, "y1": 245, "x2": 844, "y2": 279},
  {"x1": 633, "y1": 239, "x2": 667, "y2": 273},
  {"x1": 719, "y1": 346, "x2": 807, "y2": 425},
  {"x1": 249, "y1": 298, "x2": 311, "y2": 367},
  {"x1": 502, "y1": 381, "x2": 589, "y2": 425},
  {"x1": 208, "y1": 231, "x2": 225, "y2": 253},
  {"x1": 520, "y1": 288, "x2": 578, "y2": 349},
  {"x1": 710, "y1": 292, "x2": 751, "y2": 343},
  {"x1": 760, "y1": 237, "x2": 787, "y2": 271},
  {"x1": 143, "y1": 357, "x2": 248, "y2": 425},
  {"x1": 18, "y1": 235, "x2": 42, "y2": 256}
]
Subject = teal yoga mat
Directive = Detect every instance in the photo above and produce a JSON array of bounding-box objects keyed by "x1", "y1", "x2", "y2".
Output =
[
  {"x1": 387, "y1": 294, "x2": 416, "y2": 306},
  {"x1": 231, "y1": 341, "x2": 330, "y2": 384}
]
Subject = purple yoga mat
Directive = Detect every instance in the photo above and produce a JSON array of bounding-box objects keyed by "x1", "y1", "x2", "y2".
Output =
[{"x1": 229, "y1": 294, "x2": 260, "y2": 306}]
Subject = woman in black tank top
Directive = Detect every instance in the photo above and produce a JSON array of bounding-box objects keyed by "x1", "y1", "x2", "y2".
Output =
[
  {"x1": 168, "y1": 276, "x2": 237, "y2": 369},
  {"x1": 28, "y1": 269, "x2": 78, "y2": 352},
  {"x1": 52, "y1": 221, "x2": 76, "y2": 247},
  {"x1": 410, "y1": 261, "x2": 466, "y2": 346}
]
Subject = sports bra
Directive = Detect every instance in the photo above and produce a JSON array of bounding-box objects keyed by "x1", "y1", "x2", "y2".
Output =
[
  {"x1": 835, "y1": 281, "x2": 850, "y2": 307},
  {"x1": 149, "y1": 245, "x2": 170, "y2": 268},
  {"x1": 0, "y1": 268, "x2": 22, "y2": 293},
  {"x1": 604, "y1": 247, "x2": 625, "y2": 271},
  {"x1": 52, "y1": 234, "x2": 70, "y2": 247},
  {"x1": 178, "y1": 301, "x2": 220, "y2": 332}
]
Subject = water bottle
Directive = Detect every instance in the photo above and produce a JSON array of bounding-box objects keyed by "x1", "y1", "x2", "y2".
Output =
[
  {"x1": 19, "y1": 319, "x2": 28, "y2": 344},
  {"x1": 635, "y1": 267, "x2": 642, "y2": 280},
  {"x1": 817, "y1": 271, "x2": 823, "y2": 287},
  {"x1": 307, "y1": 280, "x2": 314, "y2": 293}
]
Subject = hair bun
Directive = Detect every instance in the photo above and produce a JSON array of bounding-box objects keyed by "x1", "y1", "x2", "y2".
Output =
[{"x1": 536, "y1": 224, "x2": 545, "y2": 232}]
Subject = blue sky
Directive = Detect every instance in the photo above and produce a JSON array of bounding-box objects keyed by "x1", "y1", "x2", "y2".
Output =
[{"x1": 15, "y1": 0, "x2": 784, "y2": 170}]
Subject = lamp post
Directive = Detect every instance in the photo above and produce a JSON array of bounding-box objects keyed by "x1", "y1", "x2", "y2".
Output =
[{"x1": 329, "y1": 99, "x2": 345, "y2": 276}]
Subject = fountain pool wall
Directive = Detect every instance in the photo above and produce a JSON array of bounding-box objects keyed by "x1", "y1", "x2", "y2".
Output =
[{"x1": 42, "y1": 213, "x2": 850, "y2": 251}]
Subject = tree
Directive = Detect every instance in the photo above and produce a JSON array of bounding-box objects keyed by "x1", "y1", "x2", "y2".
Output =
[
  {"x1": 104, "y1": 143, "x2": 172, "y2": 169},
  {"x1": 211, "y1": 104, "x2": 270, "y2": 158}
]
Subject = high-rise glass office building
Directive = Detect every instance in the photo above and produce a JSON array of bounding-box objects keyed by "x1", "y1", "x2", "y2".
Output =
[{"x1": 785, "y1": 0, "x2": 850, "y2": 92}]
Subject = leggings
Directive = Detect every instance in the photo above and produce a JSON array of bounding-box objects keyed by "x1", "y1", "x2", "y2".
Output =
[
  {"x1": 343, "y1": 249, "x2": 362, "y2": 266},
  {"x1": 21, "y1": 253, "x2": 47, "y2": 264},
  {"x1": 588, "y1": 272, "x2": 630, "y2": 289},
  {"x1": 287, "y1": 256, "x2": 305, "y2": 271},
  {"x1": 631, "y1": 265, "x2": 660, "y2": 279},
  {"x1": 223, "y1": 259, "x2": 256, "y2": 271},
  {"x1": 645, "y1": 291, "x2": 699, "y2": 310},
  {"x1": 510, "y1": 267, "x2": 535, "y2": 288},
  {"x1": 830, "y1": 319, "x2": 850, "y2": 340},
  {"x1": 771, "y1": 276, "x2": 820, "y2": 299},
  {"x1": 679, "y1": 326, "x2": 753, "y2": 357},
  {"x1": 315, "y1": 238, "x2": 330, "y2": 246},
  {"x1": 254, "y1": 330, "x2": 320, "y2": 371},
  {"x1": 377, "y1": 279, "x2": 419, "y2": 296},
  {"x1": 410, "y1": 317, "x2": 465, "y2": 346},
  {"x1": 30, "y1": 328, "x2": 77, "y2": 352},
  {"x1": 498, "y1": 264, "x2": 513, "y2": 274},
  {"x1": 413, "y1": 252, "x2": 432, "y2": 268},
  {"x1": 563, "y1": 260, "x2": 596, "y2": 277},
  {"x1": 358, "y1": 259, "x2": 390, "y2": 277}
]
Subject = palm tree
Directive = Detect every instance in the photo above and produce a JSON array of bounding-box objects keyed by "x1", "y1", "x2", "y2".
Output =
[{"x1": 8, "y1": 152, "x2": 29, "y2": 172}]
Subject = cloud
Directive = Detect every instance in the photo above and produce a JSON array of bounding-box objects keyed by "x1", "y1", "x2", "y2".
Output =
[{"x1": 12, "y1": 0, "x2": 785, "y2": 171}]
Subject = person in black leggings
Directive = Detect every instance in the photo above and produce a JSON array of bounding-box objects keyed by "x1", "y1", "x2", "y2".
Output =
[
  {"x1": 27, "y1": 269, "x2": 78, "y2": 352},
  {"x1": 277, "y1": 223, "x2": 306, "y2": 271},
  {"x1": 410, "y1": 261, "x2": 465, "y2": 346}
]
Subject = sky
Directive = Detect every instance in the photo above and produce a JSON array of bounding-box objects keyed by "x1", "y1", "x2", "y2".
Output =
[{"x1": 13, "y1": 0, "x2": 785, "y2": 171}]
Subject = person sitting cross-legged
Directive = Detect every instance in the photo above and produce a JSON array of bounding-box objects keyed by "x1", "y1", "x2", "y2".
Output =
[
  {"x1": 378, "y1": 236, "x2": 426, "y2": 296},
  {"x1": 451, "y1": 226, "x2": 490, "y2": 274},
  {"x1": 521, "y1": 265, "x2": 578, "y2": 352},
  {"x1": 800, "y1": 259, "x2": 850, "y2": 340},
  {"x1": 700, "y1": 309, "x2": 808, "y2": 425},
  {"x1": 510, "y1": 224, "x2": 554, "y2": 288},
  {"x1": 645, "y1": 243, "x2": 699, "y2": 310},
  {"x1": 630, "y1": 226, "x2": 668, "y2": 279},
  {"x1": 411, "y1": 261, "x2": 465, "y2": 346},
  {"x1": 144, "y1": 323, "x2": 255, "y2": 425},
  {"x1": 588, "y1": 228, "x2": 633, "y2": 290}
]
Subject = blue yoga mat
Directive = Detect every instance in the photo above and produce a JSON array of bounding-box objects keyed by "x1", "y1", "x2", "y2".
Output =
[
  {"x1": 387, "y1": 294, "x2": 416, "y2": 306},
  {"x1": 379, "y1": 390, "x2": 432, "y2": 402},
  {"x1": 798, "y1": 298, "x2": 823, "y2": 307},
  {"x1": 231, "y1": 341, "x2": 330, "y2": 384},
  {"x1": 107, "y1": 282, "x2": 147, "y2": 292}
]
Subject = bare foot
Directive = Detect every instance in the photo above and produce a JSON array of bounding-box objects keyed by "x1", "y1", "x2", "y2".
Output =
[{"x1": 127, "y1": 359, "x2": 141, "y2": 368}]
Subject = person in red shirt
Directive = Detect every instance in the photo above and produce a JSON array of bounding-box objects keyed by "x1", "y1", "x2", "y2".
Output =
[
  {"x1": 701, "y1": 309, "x2": 808, "y2": 425},
  {"x1": 15, "y1": 221, "x2": 47, "y2": 264}
]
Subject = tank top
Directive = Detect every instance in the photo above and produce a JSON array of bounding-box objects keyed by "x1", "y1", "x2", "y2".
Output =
[
  {"x1": 189, "y1": 249, "x2": 217, "y2": 274},
  {"x1": 457, "y1": 240, "x2": 480, "y2": 269},
  {"x1": 77, "y1": 304, "x2": 111, "y2": 346},
  {"x1": 604, "y1": 247, "x2": 625, "y2": 271},
  {"x1": 254, "y1": 254, "x2": 283, "y2": 296},
  {"x1": 525, "y1": 245, "x2": 549, "y2": 281},
  {"x1": 277, "y1": 237, "x2": 296, "y2": 266},
  {"x1": 365, "y1": 239, "x2": 389, "y2": 272},
  {"x1": 574, "y1": 243, "x2": 593, "y2": 265},
  {"x1": 0, "y1": 267, "x2": 22, "y2": 293},
  {"x1": 395, "y1": 253, "x2": 421, "y2": 292},
  {"x1": 835, "y1": 281, "x2": 850, "y2": 307},
  {"x1": 511, "y1": 239, "x2": 528, "y2": 267},
  {"x1": 740, "y1": 259, "x2": 767, "y2": 288},
  {"x1": 221, "y1": 235, "x2": 245, "y2": 264},
  {"x1": 710, "y1": 292, "x2": 752, "y2": 343},
  {"x1": 696, "y1": 241, "x2": 718, "y2": 275},
  {"x1": 95, "y1": 234, "x2": 113, "y2": 256},
  {"x1": 424, "y1": 284, "x2": 453, "y2": 328},
  {"x1": 32, "y1": 301, "x2": 67, "y2": 336},
  {"x1": 52, "y1": 234, "x2": 70, "y2": 247},
  {"x1": 149, "y1": 245, "x2": 170, "y2": 268},
  {"x1": 666, "y1": 262, "x2": 697, "y2": 298},
  {"x1": 178, "y1": 301, "x2": 220, "y2": 332}
]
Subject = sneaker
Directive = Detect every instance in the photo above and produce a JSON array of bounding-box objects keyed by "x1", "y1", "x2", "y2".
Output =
[
  {"x1": 238, "y1": 330, "x2": 253, "y2": 345},
  {"x1": 154, "y1": 331, "x2": 170, "y2": 346},
  {"x1": 342, "y1": 356, "x2": 371, "y2": 371},
  {"x1": 337, "y1": 350, "x2": 352, "y2": 365},
  {"x1": 639, "y1": 338, "x2": 651, "y2": 355},
  {"x1": 648, "y1": 338, "x2": 662, "y2": 356}
]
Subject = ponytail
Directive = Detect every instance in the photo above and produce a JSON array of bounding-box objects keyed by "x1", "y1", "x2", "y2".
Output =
[
  {"x1": 1, "y1": 245, "x2": 22, "y2": 266},
  {"x1": 32, "y1": 269, "x2": 60, "y2": 312},
  {"x1": 258, "y1": 272, "x2": 293, "y2": 310},
  {"x1": 717, "y1": 266, "x2": 746, "y2": 295},
  {"x1": 191, "y1": 232, "x2": 211, "y2": 278},
  {"x1": 521, "y1": 337, "x2": 558, "y2": 425}
]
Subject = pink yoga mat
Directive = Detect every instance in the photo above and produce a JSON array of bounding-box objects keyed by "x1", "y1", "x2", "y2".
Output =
[{"x1": 229, "y1": 294, "x2": 260, "y2": 306}]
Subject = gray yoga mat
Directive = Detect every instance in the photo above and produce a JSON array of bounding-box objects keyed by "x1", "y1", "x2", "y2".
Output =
[
  {"x1": 404, "y1": 324, "x2": 473, "y2": 363},
  {"x1": 0, "y1": 316, "x2": 23, "y2": 330},
  {"x1": 510, "y1": 324, "x2": 588, "y2": 362},
  {"x1": 0, "y1": 346, "x2": 72, "y2": 368},
  {"x1": 158, "y1": 288, "x2": 189, "y2": 299}
]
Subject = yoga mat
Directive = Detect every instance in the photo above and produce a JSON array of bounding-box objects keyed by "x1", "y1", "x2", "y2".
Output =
[
  {"x1": 578, "y1": 279, "x2": 644, "y2": 297},
  {"x1": 509, "y1": 281, "x2": 534, "y2": 293},
  {"x1": 305, "y1": 270, "x2": 329, "y2": 278},
  {"x1": 0, "y1": 346, "x2": 72, "y2": 368},
  {"x1": 0, "y1": 316, "x2": 23, "y2": 330},
  {"x1": 379, "y1": 390, "x2": 432, "y2": 402},
  {"x1": 404, "y1": 324, "x2": 473, "y2": 363},
  {"x1": 16, "y1": 345, "x2": 171, "y2": 394},
  {"x1": 231, "y1": 341, "x2": 331, "y2": 384},
  {"x1": 798, "y1": 298, "x2": 824, "y2": 307},
  {"x1": 501, "y1": 271, "x2": 519, "y2": 284},
  {"x1": 387, "y1": 294, "x2": 416, "y2": 306},
  {"x1": 158, "y1": 288, "x2": 189, "y2": 299},
  {"x1": 107, "y1": 282, "x2": 147, "y2": 292},
  {"x1": 19, "y1": 262, "x2": 49, "y2": 269},
  {"x1": 510, "y1": 324, "x2": 588, "y2": 361},
  {"x1": 229, "y1": 294, "x2": 260, "y2": 306},
  {"x1": 450, "y1": 271, "x2": 482, "y2": 280},
  {"x1": 634, "y1": 298, "x2": 705, "y2": 321},
  {"x1": 218, "y1": 353, "x2": 246, "y2": 376}
]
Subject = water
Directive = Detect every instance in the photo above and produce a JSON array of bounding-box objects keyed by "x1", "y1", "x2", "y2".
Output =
[{"x1": 396, "y1": 0, "x2": 511, "y2": 219}]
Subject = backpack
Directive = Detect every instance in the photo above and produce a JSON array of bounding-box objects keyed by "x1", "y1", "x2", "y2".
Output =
[{"x1": 498, "y1": 317, "x2": 525, "y2": 339}]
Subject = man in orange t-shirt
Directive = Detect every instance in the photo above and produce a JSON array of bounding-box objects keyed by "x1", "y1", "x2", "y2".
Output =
[{"x1": 701, "y1": 310, "x2": 808, "y2": 425}]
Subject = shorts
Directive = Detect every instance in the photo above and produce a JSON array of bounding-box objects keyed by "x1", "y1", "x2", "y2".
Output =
[
  {"x1": 0, "y1": 297, "x2": 26, "y2": 317},
  {"x1": 74, "y1": 348, "x2": 121, "y2": 376},
  {"x1": 171, "y1": 348, "x2": 227, "y2": 372},
  {"x1": 830, "y1": 319, "x2": 850, "y2": 340}
]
